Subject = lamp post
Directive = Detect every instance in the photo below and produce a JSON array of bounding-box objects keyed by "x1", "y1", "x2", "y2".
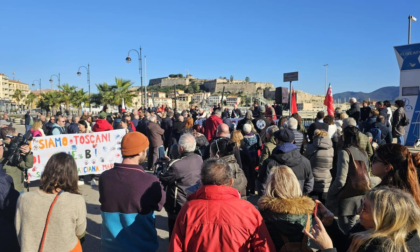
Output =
[
  {"x1": 77, "y1": 64, "x2": 91, "y2": 112},
  {"x1": 323, "y1": 64, "x2": 328, "y2": 94},
  {"x1": 49, "y1": 73, "x2": 60, "y2": 90},
  {"x1": 32, "y1": 79, "x2": 41, "y2": 113},
  {"x1": 409, "y1": 15, "x2": 417, "y2": 44},
  {"x1": 126, "y1": 47, "x2": 144, "y2": 108}
]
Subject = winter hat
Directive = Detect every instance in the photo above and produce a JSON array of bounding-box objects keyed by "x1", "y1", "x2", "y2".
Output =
[
  {"x1": 243, "y1": 124, "x2": 252, "y2": 134},
  {"x1": 287, "y1": 117, "x2": 298, "y2": 130},
  {"x1": 274, "y1": 128, "x2": 295, "y2": 143},
  {"x1": 342, "y1": 117, "x2": 357, "y2": 129},
  {"x1": 259, "y1": 106, "x2": 266, "y2": 113},
  {"x1": 121, "y1": 132, "x2": 149, "y2": 156}
]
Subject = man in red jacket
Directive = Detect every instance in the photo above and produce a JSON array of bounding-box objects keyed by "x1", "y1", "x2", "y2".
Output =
[
  {"x1": 92, "y1": 114, "x2": 113, "y2": 132},
  {"x1": 204, "y1": 109, "x2": 223, "y2": 141},
  {"x1": 169, "y1": 158, "x2": 275, "y2": 252}
]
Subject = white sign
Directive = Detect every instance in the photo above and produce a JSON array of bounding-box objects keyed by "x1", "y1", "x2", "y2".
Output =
[{"x1": 28, "y1": 129, "x2": 126, "y2": 181}]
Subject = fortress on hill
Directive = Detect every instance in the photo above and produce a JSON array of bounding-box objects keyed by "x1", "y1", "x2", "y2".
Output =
[{"x1": 148, "y1": 75, "x2": 275, "y2": 95}]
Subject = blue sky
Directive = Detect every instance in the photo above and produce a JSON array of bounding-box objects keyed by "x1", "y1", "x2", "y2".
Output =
[{"x1": 1, "y1": 0, "x2": 419, "y2": 95}]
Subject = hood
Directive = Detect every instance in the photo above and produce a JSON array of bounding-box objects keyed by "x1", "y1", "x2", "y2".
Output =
[
  {"x1": 271, "y1": 145, "x2": 302, "y2": 167},
  {"x1": 313, "y1": 136, "x2": 332, "y2": 150},
  {"x1": 188, "y1": 185, "x2": 240, "y2": 201},
  {"x1": 258, "y1": 196, "x2": 315, "y2": 215},
  {"x1": 274, "y1": 142, "x2": 297, "y2": 153},
  {"x1": 243, "y1": 134, "x2": 257, "y2": 146}
]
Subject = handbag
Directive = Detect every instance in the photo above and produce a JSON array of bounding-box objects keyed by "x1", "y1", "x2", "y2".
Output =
[{"x1": 338, "y1": 149, "x2": 371, "y2": 199}]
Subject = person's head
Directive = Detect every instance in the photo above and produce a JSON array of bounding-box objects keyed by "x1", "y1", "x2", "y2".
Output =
[
  {"x1": 342, "y1": 126, "x2": 360, "y2": 149},
  {"x1": 351, "y1": 187, "x2": 420, "y2": 252},
  {"x1": 291, "y1": 113, "x2": 302, "y2": 124},
  {"x1": 266, "y1": 125, "x2": 279, "y2": 139},
  {"x1": 384, "y1": 100, "x2": 391, "y2": 108},
  {"x1": 78, "y1": 120, "x2": 88, "y2": 133},
  {"x1": 32, "y1": 120, "x2": 42, "y2": 131},
  {"x1": 57, "y1": 115, "x2": 66, "y2": 127},
  {"x1": 201, "y1": 158, "x2": 234, "y2": 186},
  {"x1": 363, "y1": 100, "x2": 369, "y2": 107},
  {"x1": 375, "y1": 101, "x2": 384, "y2": 109},
  {"x1": 214, "y1": 109, "x2": 222, "y2": 118},
  {"x1": 121, "y1": 132, "x2": 149, "y2": 164},
  {"x1": 243, "y1": 123, "x2": 252, "y2": 135},
  {"x1": 340, "y1": 112, "x2": 348, "y2": 120},
  {"x1": 376, "y1": 115, "x2": 385, "y2": 124},
  {"x1": 40, "y1": 115, "x2": 46, "y2": 122},
  {"x1": 395, "y1": 99, "x2": 405, "y2": 108},
  {"x1": 178, "y1": 133, "x2": 196, "y2": 154},
  {"x1": 373, "y1": 144, "x2": 420, "y2": 207},
  {"x1": 259, "y1": 106, "x2": 266, "y2": 115},
  {"x1": 273, "y1": 128, "x2": 295, "y2": 145},
  {"x1": 323, "y1": 115, "x2": 334, "y2": 125},
  {"x1": 72, "y1": 116, "x2": 80, "y2": 123},
  {"x1": 210, "y1": 137, "x2": 235, "y2": 158},
  {"x1": 342, "y1": 117, "x2": 357, "y2": 129},
  {"x1": 245, "y1": 110, "x2": 253, "y2": 120},
  {"x1": 231, "y1": 130, "x2": 244, "y2": 147},
  {"x1": 0, "y1": 126, "x2": 17, "y2": 140},
  {"x1": 349, "y1": 97, "x2": 357, "y2": 104},
  {"x1": 370, "y1": 109, "x2": 379, "y2": 117},
  {"x1": 167, "y1": 111, "x2": 174, "y2": 118},
  {"x1": 177, "y1": 115, "x2": 184, "y2": 122},
  {"x1": 49, "y1": 116, "x2": 56, "y2": 124},
  {"x1": 287, "y1": 117, "x2": 298, "y2": 130},
  {"x1": 314, "y1": 129, "x2": 329, "y2": 138},
  {"x1": 120, "y1": 118, "x2": 130, "y2": 129},
  {"x1": 316, "y1": 111, "x2": 325, "y2": 120},
  {"x1": 185, "y1": 117, "x2": 194, "y2": 129},
  {"x1": 149, "y1": 114, "x2": 157, "y2": 123},
  {"x1": 216, "y1": 123, "x2": 230, "y2": 137},
  {"x1": 264, "y1": 166, "x2": 302, "y2": 199},
  {"x1": 39, "y1": 153, "x2": 79, "y2": 194}
]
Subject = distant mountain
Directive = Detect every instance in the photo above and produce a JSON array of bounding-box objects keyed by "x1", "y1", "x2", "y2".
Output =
[{"x1": 334, "y1": 86, "x2": 399, "y2": 103}]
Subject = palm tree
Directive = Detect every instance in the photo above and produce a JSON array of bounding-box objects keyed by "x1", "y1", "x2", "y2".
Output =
[
  {"x1": 11, "y1": 89, "x2": 24, "y2": 111},
  {"x1": 96, "y1": 82, "x2": 116, "y2": 106},
  {"x1": 71, "y1": 88, "x2": 89, "y2": 115},
  {"x1": 39, "y1": 91, "x2": 61, "y2": 116},
  {"x1": 114, "y1": 78, "x2": 136, "y2": 107},
  {"x1": 58, "y1": 84, "x2": 77, "y2": 114},
  {"x1": 25, "y1": 92, "x2": 37, "y2": 109}
]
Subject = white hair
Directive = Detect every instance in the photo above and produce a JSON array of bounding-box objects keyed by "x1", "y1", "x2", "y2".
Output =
[
  {"x1": 178, "y1": 133, "x2": 196, "y2": 153},
  {"x1": 149, "y1": 115, "x2": 157, "y2": 123},
  {"x1": 350, "y1": 97, "x2": 357, "y2": 103}
]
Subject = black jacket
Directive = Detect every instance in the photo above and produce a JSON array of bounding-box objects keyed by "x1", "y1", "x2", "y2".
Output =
[
  {"x1": 260, "y1": 143, "x2": 314, "y2": 194},
  {"x1": 347, "y1": 103, "x2": 361, "y2": 124},
  {"x1": 307, "y1": 121, "x2": 329, "y2": 143},
  {"x1": 159, "y1": 152, "x2": 203, "y2": 215},
  {"x1": 67, "y1": 122, "x2": 79, "y2": 134},
  {"x1": 360, "y1": 106, "x2": 371, "y2": 122},
  {"x1": 252, "y1": 115, "x2": 272, "y2": 143}
]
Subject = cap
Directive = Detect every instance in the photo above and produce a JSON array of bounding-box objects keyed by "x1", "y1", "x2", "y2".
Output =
[
  {"x1": 121, "y1": 132, "x2": 149, "y2": 156},
  {"x1": 274, "y1": 128, "x2": 295, "y2": 143}
]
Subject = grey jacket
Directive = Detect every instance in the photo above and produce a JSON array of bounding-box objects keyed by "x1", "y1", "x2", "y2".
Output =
[
  {"x1": 392, "y1": 107, "x2": 406, "y2": 137},
  {"x1": 222, "y1": 154, "x2": 247, "y2": 198},
  {"x1": 327, "y1": 146, "x2": 369, "y2": 216},
  {"x1": 304, "y1": 136, "x2": 334, "y2": 193}
]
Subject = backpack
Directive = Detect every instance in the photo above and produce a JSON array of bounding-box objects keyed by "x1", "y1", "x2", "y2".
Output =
[
  {"x1": 401, "y1": 114, "x2": 410, "y2": 126},
  {"x1": 279, "y1": 214, "x2": 312, "y2": 252},
  {"x1": 369, "y1": 128, "x2": 382, "y2": 144}
]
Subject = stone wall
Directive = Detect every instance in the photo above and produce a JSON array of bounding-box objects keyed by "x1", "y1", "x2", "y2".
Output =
[{"x1": 203, "y1": 79, "x2": 274, "y2": 95}]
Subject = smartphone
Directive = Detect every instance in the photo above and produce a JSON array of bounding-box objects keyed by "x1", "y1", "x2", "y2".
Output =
[{"x1": 314, "y1": 201, "x2": 320, "y2": 217}]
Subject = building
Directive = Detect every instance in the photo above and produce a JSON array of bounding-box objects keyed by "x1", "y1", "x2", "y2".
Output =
[
  {"x1": 149, "y1": 76, "x2": 210, "y2": 87},
  {"x1": 192, "y1": 92, "x2": 211, "y2": 105},
  {"x1": 203, "y1": 79, "x2": 275, "y2": 94},
  {"x1": 0, "y1": 73, "x2": 31, "y2": 107},
  {"x1": 207, "y1": 94, "x2": 221, "y2": 106},
  {"x1": 226, "y1": 96, "x2": 241, "y2": 106}
]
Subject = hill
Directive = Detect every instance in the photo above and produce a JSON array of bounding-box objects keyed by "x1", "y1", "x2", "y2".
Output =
[{"x1": 334, "y1": 86, "x2": 399, "y2": 102}]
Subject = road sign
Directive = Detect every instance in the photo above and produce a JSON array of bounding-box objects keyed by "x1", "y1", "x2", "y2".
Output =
[{"x1": 283, "y1": 72, "x2": 298, "y2": 82}]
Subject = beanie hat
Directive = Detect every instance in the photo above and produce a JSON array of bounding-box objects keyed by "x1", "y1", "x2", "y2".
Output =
[
  {"x1": 342, "y1": 117, "x2": 357, "y2": 129},
  {"x1": 243, "y1": 123, "x2": 252, "y2": 134},
  {"x1": 121, "y1": 132, "x2": 149, "y2": 156},
  {"x1": 287, "y1": 117, "x2": 298, "y2": 130},
  {"x1": 274, "y1": 128, "x2": 295, "y2": 143}
]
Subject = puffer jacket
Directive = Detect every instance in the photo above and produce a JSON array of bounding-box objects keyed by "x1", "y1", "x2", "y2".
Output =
[
  {"x1": 221, "y1": 154, "x2": 247, "y2": 198},
  {"x1": 258, "y1": 196, "x2": 315, "y2": 251},
  {"x1": 304, "y1": 136, "x2": 334, "y2": 193},
  {"x1": 261, "y1": 143, "x2": 314, "y2": 194},
  {"x1": 170, "y1": 185, "x2": 275, "y2": 251}
]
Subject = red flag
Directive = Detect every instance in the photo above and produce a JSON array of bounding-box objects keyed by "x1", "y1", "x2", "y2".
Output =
[
  {"x1": 291, "y1": 88, "x2": 298, "y2": 114},
  {"x1": 324, "y1": 84, "x2": 334, "y2": 116}
]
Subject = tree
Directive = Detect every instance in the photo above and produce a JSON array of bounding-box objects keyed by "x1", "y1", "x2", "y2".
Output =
[
  {"x1": 38, "y1": 91, "x2": 61, "y2": 116},
  {"x1": 11, "y1": 89, "x2": 24, "y2": 110},
  {"x1": 114, "y1": 77, "x2": 136, "y2": 106},
  {"x1": 230, "y1": 75, "x2": 234, "y2": 82},
  {"x1": 25, "y1": 92, "x2": 37, "y2": 109},
  {"x1": 58, "y1": 83, "x2": 77, "y2": 114},
  {"x1": 96, "y1": 82, "x2": 116, "y2": 106},
  {"x1": 71, "y1": 88, "x2": 89, "y2": 115},
  {"x1": 245, "y1": 76, "x2": 250, "y2": 82}
]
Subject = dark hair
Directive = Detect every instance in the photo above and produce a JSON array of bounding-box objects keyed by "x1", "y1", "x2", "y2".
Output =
[
  {"x1": 377, "y1": 115, "x2": 385, "y2": 123},
  {"x1": 323, "y1": 115, "x2": 334, "y2": 125},
  {"x1": 343, "y1": 126, "x2": 363, "y2": 153},
  {"x1": 0, "y1": 126, "x2": 16, "y2": 140},
  {"x1": 201, "y1": 158, "x2": 233, "y2": 186},
  {"x1": 39, "y1": 153, "x2": 79, "y2": 194},
  {"x1": 316, "y1": 111, "x2": 325, "y2": 120},
  {"x1": 210, "y1": 138, "x2": 235, "y2": 157},
  {"x1": 384, "y1": 100, "x2": 391, "y2": 107},
  {"x1": 395, "y1": 100, "x2": 405, "y2": 108},
  {"x1": 376, "y1": 101, "x2": 383, "y2": 107},
  {"x1": 78, "y1": 120, "x2": 88, "y2": 129},
  {"x1": 376, "y1": 144, "x2": 420, "y2": 207}
]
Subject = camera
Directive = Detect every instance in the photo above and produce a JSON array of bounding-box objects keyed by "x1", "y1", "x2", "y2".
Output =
[{"x1": 7, "y1": 130, "x2": 33, "y2": 165}]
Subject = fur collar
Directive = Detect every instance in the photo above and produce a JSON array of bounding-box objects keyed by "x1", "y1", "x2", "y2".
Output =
[{"x1": 258, "y1": 196, "x2": 315, "y2": 215}]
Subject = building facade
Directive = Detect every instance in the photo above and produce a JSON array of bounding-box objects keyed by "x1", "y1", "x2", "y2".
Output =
[{"x1": 0, "y1": 73, "x2": 31, "y2": 106}]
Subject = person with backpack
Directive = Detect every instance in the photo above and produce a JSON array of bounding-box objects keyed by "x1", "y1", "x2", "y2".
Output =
[
  {"x1": 392, "y1": 99, "x2": 409, "y2": 146},
  {"x1": 258, "y1": 166, "x2": 314, "y2": 252}
]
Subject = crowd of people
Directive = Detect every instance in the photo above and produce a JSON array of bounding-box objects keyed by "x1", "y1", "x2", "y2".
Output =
[{"x1": 1, "y1": 97, "x2": 420, "y2": 252}]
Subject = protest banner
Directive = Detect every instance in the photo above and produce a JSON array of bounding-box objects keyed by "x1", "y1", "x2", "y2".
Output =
[{"x1": 28, "y1": 129, "x2": 126, "y2": 181}]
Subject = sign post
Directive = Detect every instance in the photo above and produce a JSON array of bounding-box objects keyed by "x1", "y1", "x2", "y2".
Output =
[{"x1": 283, "y1": 72, "x2": 299, "y2": 116}]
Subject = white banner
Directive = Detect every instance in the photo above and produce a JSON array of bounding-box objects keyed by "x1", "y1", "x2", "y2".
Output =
[{"x1": 28, "y1": 129, "x2": 126, "y2": 181}]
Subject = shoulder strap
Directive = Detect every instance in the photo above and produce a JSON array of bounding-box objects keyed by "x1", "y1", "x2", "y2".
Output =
[{"x1": 39, "y1": 190, "x2": 64, "y2": 252}]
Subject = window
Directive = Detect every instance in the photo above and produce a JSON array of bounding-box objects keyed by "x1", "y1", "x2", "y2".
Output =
[{"x1": 402, "y1": 86, "x2": 419, "y2": 96}]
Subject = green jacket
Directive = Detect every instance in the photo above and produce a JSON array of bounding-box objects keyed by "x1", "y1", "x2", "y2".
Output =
[
  {"x1": 1, "y1": 141, "x2": 33, "y2": 192},
  {"x1": 259, "y1": 136, "x2": 277, "y2": 168}
]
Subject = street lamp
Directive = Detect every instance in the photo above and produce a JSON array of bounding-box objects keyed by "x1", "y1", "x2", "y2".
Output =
[
  {"x1": 409, "y1": 15, "x2": 417, "y2": 44},
  {"x1": 323, "y1": 64, "x2": 328, "y2": 94},
  {"x1": 49, "y1": 73, "x2": 60, "y2": 90},
  {"x1": 77, "y1": 64, "x2": 91, "y2": 112},
  {"x1": 126, "y1": 47, "x2": 144, "y2": 108},
  {"x1": 32, "y1": 79, "x2": 41, "y2": 113}
]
